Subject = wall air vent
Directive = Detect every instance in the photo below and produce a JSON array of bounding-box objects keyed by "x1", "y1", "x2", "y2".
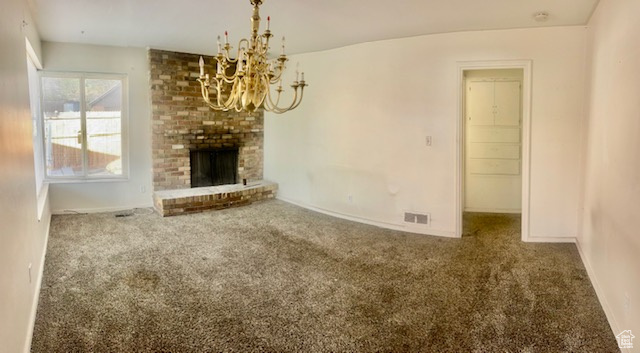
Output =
[
  {"x1": 416, "y1": 214, "x2": 430, "y2": 225},
  {"x1": 404, "y1": 212, "x2": 416, "y2": 223},
  {"x1": 404, "y1": 212, "x2": 430, "y2": 225}
]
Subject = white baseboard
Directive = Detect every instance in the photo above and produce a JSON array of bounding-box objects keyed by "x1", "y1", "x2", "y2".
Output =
[
  {"x1": 276, "y1": 196, "x2": 457, "y2": 238},
  {"x1": 523, "y1": 236, "x2": 576, "y2": 243},
  {"x1": 575, "y1": 239, "x2": 624, "y2": 351},
  {"x1": 23, "y1": 209, "x2": 52, "y2": 353},
  {"x1": 52, "y1": 203, "x2": 154, "y2": 215}
]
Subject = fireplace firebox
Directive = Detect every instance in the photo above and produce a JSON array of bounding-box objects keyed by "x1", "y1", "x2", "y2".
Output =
[{"x1": 190, "y1": 148, "x2": 238, "y2": 187}]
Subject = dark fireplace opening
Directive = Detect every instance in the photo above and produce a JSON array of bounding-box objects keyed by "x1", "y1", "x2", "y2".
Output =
[{"x1": 190, "y1": 148, "x2": 238, "y2": 187}]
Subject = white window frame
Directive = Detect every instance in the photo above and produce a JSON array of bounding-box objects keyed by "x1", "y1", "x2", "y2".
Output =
[
  {"x1": 26, "y1": 38, "x2": 48, "y2": 220},
  {"x1": 40, "y1": 71, "x2": 129, "y2": 183}
]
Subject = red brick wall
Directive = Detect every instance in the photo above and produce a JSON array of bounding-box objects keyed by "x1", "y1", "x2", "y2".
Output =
[{"x1": 149, "y1": 49, "x2": 264, "y2": 191}]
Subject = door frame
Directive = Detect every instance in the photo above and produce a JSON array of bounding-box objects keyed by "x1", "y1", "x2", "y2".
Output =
[{"x1": 455, "y1": 60, "x2": 532, "y2": 241}]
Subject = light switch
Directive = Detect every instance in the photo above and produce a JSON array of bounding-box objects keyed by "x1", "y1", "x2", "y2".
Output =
[{"x1": 425, "y1": 136, "x2": 432, "y2": 146}]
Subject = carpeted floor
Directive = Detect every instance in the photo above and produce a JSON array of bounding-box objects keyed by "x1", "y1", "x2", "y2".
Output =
[{"x1": 31, "y1": 200, "x2": 618, "y2": 352}]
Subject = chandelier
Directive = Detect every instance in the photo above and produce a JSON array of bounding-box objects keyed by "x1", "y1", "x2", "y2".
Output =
[{"x1": 197, "y1": 0, "x2": 307, "y2": 114}]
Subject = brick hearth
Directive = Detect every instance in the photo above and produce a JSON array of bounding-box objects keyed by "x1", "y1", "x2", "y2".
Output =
[{"x1": 153, "y1": 180, "x2": 278, "y2": 217}]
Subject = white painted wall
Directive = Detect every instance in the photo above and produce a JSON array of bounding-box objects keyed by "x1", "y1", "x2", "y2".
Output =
[
  {"x1": 578, "y1": 0, "x2": 640, "y2": 341},
  {"x1": 265, "y1": 26, "x2": 586, "y2": 239},
  {"x1": 0, "y1": 1, "x2": 52, "y2": 352},
  {"x1": 42, "y1": 42, "x2": 153, "y2": 212}
]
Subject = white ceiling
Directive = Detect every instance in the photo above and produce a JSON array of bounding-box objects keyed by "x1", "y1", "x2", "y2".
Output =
[{"x1": 30, "y1": 0, "x2": 599, "y2": 55}]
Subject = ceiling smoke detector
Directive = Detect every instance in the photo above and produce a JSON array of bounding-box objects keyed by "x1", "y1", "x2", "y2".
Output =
[{"x1": 533, "y1": 11, "x2": 549, "y2": 22}]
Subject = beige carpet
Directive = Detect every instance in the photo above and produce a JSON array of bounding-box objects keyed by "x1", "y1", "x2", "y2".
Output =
[{"x1": 31, "y1": 200, "x2": 618, "y2": 352}]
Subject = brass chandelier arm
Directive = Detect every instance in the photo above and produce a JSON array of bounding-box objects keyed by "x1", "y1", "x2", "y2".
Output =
[
  {"x1": 198, "y1": 78, "x2": 225, "y2": 111},
  {"x1": 197, "y1": 76, "x2": 243, "y2": 112},
  {"x1": 264, "y1": 79, "x2": 306, "y2": 114},
  {"x1": 198, "y1": 79, "x2": 223, "y2": 111},
  {"x1": 224, "y1": 77, "x2": 240, "y2": 110},
  {"x1": 269, "y1": 84, "x2": 283, "y2": 108},
  {"x1": 268, "y1": 60, "x2": 287, "y2": 84}
]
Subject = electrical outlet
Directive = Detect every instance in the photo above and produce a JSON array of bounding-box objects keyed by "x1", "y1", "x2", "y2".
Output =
[
  {"x1": 425, "y1": 136, "x2": 432, "y2": 146},
  {"x1": 347, "y1": 195, "x2": 353, "y2": 203},
  {"x1": 140, "y1": 185, "x2": 146, "y2": 193},
  {"x1": 624, "y1": 292, "x2": 630, "y2": 313},
  {"x1": 28, "y1": 263, "x2": 32, "y2": 284}
]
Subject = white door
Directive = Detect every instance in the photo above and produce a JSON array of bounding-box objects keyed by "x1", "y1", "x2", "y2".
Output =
[
  {"x1": 494, "y1": 81, "x2": 521, "y2": 126},
  {"x1": 465, "y1": 79, "x2": 522, "y2": 213}
]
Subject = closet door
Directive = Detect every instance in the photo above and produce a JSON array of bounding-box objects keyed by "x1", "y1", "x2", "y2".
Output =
[
  {"x1": 494, "y1": 81, "x2": 521, "y2": 126},
  {"x1": 465, "y1": 79, "x2": 522, "y2": 213},
  {"x1": 467, "y1": 81, "x2": 495, "y2": 126}
]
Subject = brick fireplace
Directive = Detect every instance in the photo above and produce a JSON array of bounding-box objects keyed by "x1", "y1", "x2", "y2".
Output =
[{"x1": 149, "y1": 49, "x2": 277, "y2": 216}]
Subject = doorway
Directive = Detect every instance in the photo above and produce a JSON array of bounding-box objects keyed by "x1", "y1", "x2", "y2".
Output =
[{"x1": 456, "y1": 61, "x2": 532, "y2": 241}]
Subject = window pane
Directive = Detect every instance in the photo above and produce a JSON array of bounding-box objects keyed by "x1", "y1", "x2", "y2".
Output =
[
  {"x1": 85, "y1": 79, "x2": 122, "y2": 176},
  {"x1": 42, "y1": 77, "x2": 83, "y2": 177}
]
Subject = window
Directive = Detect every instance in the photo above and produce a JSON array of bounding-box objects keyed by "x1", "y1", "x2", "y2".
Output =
[{"x1": 41, "y1": 73, "x2": 127, "y2": 180}]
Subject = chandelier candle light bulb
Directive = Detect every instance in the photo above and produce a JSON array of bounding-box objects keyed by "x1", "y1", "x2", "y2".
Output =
[{"x1": 196, "y1": 0, "x2": 307, "y2": 113}]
